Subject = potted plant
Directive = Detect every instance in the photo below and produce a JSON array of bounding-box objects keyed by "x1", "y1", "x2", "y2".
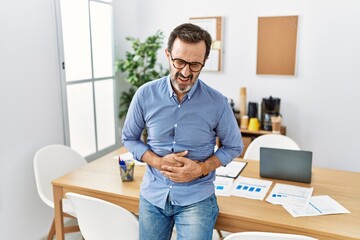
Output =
[{"x1": 115, "y1": 30, "x2": 169, "y2": 119}]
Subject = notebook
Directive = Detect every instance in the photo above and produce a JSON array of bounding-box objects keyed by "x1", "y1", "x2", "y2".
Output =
[
  {"x1": 260, "y1": 147, "x2": 313, "y2": 183},
  {"x1": 216, "y1": 161, "x2": 247, "y2": 178}
]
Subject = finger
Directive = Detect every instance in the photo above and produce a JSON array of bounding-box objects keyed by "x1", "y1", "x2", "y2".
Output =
[
  {"x1": 173, "y1": 156, "x2": 191, "y2": 163},
  {"x1": 161, "y1": 170, "x2": 176, "y2": 179},
  {"x1": 174, "y1": 150, "x2": 188, "y2": 157},
  {"x1": 161, "y1": 171, "x2": 182, "y2": 182},
  {"x1": 161, "y1": 165, "x2": 173, "y2": 171}
]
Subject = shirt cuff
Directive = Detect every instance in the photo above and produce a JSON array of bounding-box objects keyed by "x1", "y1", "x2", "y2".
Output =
[{"x1": 132, "y1": 143, "x2": 150, "y2": 162}]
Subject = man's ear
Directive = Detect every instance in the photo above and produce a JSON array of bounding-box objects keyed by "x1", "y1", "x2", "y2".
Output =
[{"x1": 165, "y1": 48, "x2": 170, "y2": 59}]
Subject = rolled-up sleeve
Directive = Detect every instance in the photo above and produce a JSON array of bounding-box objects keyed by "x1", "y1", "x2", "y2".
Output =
[{"x1": 214, "y1": 98, "x2": 244, "y2": 165}]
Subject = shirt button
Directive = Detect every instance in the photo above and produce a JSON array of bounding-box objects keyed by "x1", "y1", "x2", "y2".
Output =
[
  {"x1": 174, "y1": 124, "x2": 177, "y2": 127},
  {"x1": 178, "y1": 105, "x2": 181, "y2": 108},
  {"x1": 169, "y1": 186, "x2": 173, "y2": 189},
  {"x1": 172, "y1": 141, "x2": 176, "y2": 144}
]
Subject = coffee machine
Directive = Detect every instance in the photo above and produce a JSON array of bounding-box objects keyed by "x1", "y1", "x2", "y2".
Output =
[{"x1": 261, "y1": 96, "x2": 281, "y2": 131}]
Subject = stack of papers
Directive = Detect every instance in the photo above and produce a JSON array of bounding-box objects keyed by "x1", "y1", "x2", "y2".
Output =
[
  {"x1": 214, "y1": 177, "x2": 351, "y2": 218},
  {"x1": 266, "y1": 183, "x2": 314, "y2": 208},
  {"x1": 214, "y1": 176, "x2": 272, "y2": 200},
  {"x1": 283, "y1": 195, "x2": 350, "y2": 217},
  {"x1": 214, "y1": 176, "x2": 234, "y2": 196},
  {"x1": 266, "y1": 183, "x2": 350, "y2": 217}
]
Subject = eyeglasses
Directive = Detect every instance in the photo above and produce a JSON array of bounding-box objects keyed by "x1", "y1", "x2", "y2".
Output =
[{"x1": 169, "y1": 52, "x2": 204, "y2": 72}]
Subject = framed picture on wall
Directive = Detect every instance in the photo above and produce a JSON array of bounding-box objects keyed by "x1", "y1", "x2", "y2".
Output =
[{"x1": 189, "y1": 16, "x2": 223, "y2": 72}]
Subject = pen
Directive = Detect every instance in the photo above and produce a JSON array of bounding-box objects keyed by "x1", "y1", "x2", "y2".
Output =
[
  {"x1": 124, "y1": 161, "x2": 135, "y2": 180},
  {"x1": 119, "y1": 156, "x2": 127, "y2": 172}
]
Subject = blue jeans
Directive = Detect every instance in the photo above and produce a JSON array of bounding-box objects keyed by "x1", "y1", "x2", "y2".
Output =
[{"x1": 139, "y1": 194, "x2": 219, "y2": 240}]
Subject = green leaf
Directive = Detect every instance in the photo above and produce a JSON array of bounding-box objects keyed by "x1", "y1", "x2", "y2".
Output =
[{"x1": 116, "y1": 30, "x2": 168, "y2": 119}]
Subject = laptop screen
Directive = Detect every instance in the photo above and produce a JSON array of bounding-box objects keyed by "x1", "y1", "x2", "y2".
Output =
[{"x1": 260, "y1": 147, "x2": 313, "y2": 183}]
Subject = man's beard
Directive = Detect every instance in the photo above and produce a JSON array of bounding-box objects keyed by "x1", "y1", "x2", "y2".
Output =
[{"x1": 171, "y1": 72, "x2": 195, "y2": 93}]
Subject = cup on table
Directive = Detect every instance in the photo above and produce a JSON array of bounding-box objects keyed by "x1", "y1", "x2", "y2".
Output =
[
  {"x1": 248, "y1": 118, "x2": 260, "y2": 131},
  {"x1": 240, "y1": 115, "x2": 249, "y2": 129},
  {"x1": 119, "y1": 160, "x2": 135, "y2": 182},
  {"x1": 271, "y1": 116, "x2": 282, "y2": 134}
]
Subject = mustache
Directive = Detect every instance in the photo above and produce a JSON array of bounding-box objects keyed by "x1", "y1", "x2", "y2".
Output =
[{"x1": 175, "y1": 72, "x2": 193, "y2": 80}]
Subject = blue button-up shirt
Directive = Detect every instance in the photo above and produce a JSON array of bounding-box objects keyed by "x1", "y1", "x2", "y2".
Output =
[{"x1": 122, "y1": 76, "x2": 243, "y2": 209}]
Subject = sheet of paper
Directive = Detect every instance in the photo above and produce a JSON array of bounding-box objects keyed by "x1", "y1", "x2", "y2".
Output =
[
  {"x1": 266, "y1": 183, "x2": 313, "y2": 209},
  {"x1": 216, "y1": 161, "x2": 247, "y2": 178},
  {"x1": 283, "y1": 195, "x2": 351, "y2": 217},
  {"x1": 214, "y1": 176, "x2": 235, "y2": 196},
  {"x1": 114, "y1": 152, "x2": 146, "y2": 165},
  {"x1": 231, "y1": 176, "x2": 273, "y2": 200}
]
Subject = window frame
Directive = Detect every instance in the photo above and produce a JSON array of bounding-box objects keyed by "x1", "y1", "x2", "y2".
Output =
[{"x1": 54, "y1": 0, "x2": 120, "y2": 161}]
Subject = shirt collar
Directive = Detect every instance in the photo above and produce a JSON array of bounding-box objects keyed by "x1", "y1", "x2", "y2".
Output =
[
  {"x1": 166, "y1": 75, "x2": 175, "y2": 98},
  {"x1": 166, "y1": 75, "x2": 200, "y2": 100}
]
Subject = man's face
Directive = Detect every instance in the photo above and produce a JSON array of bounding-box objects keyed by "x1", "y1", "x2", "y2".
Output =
[{"x1": 166, "y1": 38, "x2": 206, "y2": 95}]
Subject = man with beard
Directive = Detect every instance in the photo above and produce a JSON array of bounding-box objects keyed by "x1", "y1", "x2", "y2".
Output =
[{"x1": 122, "y1": 23, "x2": 243, "y2": 240}]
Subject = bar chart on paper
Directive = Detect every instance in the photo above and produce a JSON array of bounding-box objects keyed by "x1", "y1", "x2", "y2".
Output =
[
  {"x1": 214, "y1": 176, "x2": 234, "y2": 196},
  {"x1": 231, "y1": 177, "x2": 273, "y2": 200}
]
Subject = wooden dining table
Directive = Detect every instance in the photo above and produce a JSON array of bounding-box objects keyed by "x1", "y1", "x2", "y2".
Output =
[{"x1": 52, "y1": 148, "x2": 360, "y2": 240}]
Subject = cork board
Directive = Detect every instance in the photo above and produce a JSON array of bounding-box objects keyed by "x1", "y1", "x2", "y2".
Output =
[
  {"x1": 189, "y1": 16, "x2": 223, "y2": 71},
  {"x1": 256, "y1": 16, "x2": 298, "y2": 75}
]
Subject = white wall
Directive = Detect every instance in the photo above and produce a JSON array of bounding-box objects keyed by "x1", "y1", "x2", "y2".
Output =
[
  {"x1": 121, "y1": 0, "x2": 360, "y2": 172},
  {"x1": 0, "y1": 0, "x2": 64, "y2": 239},
  {"x1": 0, "y1": 0, "x2": 359, "y2": 239}
]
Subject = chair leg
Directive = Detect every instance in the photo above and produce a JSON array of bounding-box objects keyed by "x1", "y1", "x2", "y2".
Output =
[
  {"x1": 47, "y1": 218, "x2": 55, "y2": 240},
  {"x1": 47, "y1": 215, "x2": 81, "y2": 240},
  {"x1": 216, "y1": 229, "x2": 224, "y2": 240},
  {"x1": 63, "y1": 213, "x2": 80, "y2": 233},
  {"x1": 64, "y1": 225, "x2": 80, "y2": 233}
]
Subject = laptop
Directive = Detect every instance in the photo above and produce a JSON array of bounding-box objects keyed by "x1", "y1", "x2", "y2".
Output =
[{"x1": 260, "y1": 147, "x2": 313, "y2": 183}]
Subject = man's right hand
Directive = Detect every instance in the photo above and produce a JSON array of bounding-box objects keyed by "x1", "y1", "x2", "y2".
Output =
[{"x1": 141, "y1": 150, "x2": 188, "y2": 170}]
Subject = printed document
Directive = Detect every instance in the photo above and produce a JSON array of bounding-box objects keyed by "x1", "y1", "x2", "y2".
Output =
[
  {"x1": 231, "y1": 176, "x2": 273, "y2": 200},
  {"x1": 283, "y1": 195, "x2": 350, "y2": 217},
  {"x1": 216, "y1": 161, "x2": 247, "y2": 178},
  {"x1": 214, "y1": 176, "x2": 235, "y2": 196},
  {"x1": 266, "y1": 183, "x2": 313, "y2": 209}
]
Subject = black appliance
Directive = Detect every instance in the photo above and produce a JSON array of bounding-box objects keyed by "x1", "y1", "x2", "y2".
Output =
[{"x1": 261, "y1": 96, "x2": 281, "y2": 131}]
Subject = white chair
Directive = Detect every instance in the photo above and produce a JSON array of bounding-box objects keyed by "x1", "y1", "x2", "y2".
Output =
[
  {"x1": 243, "y1": 134, "x2": 300, "y2": 160},
  {"x1": 33, "y1": 144, "x2": 87, "y2": 240},
  {"x1": 66, "y1": 192, "x2": 139, "y2": 240},
  {"x1": 224, "y1": 232, "x2": 318, "y2": 240}
]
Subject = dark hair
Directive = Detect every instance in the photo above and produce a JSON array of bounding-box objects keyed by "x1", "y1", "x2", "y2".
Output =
[{"x1": 167, "y1": 23, "x2": 212, "y2": 60}]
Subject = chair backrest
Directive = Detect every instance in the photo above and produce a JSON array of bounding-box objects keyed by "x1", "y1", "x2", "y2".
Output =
[
  {"x1": 66, "y1": 192, "x2": 139, "y2": 240},
  {"x1": 224, "y1": 232, "x2": 318, "y2": 240},
  {"x1": 33, "y1": 144, "x2": 87, "y2": 208},
  {"x1": 243, "y1": 134, "x2": 300, "y2": 160}
]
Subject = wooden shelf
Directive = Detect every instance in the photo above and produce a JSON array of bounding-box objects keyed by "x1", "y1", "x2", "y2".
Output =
[{"x1": 240, "y1": 126, "x2": 286, "y2": 136}]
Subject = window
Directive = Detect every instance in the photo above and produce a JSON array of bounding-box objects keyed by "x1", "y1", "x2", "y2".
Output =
[{"x1": 55, "y1": 0, "x2": 118, "y2": 159}]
